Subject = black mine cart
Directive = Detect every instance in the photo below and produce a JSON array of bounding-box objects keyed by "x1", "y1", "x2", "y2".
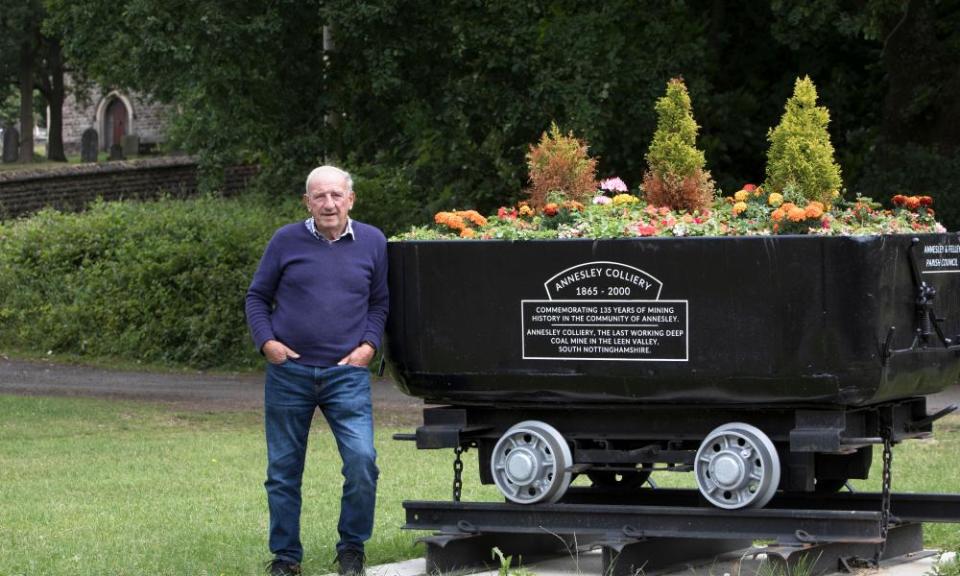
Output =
[{"x1": 385, "y1": 233, "x2": 960, "y2": 573}]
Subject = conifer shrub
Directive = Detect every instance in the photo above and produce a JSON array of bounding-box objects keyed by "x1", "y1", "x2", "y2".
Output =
[
  {"x1": 525, "y1": 122, "x2": 598, "y2": 209},
  {"x1": 642, "y1": 77, "x2": 715, "y2": 212},
  {"x1": 765, "y1": 76, "x2": 843, "y2": 207}
]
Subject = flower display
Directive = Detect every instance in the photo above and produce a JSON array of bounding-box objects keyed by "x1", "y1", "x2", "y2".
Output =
[{"x1": 398, "y1": 181, "x2": 945, "y2": 241}]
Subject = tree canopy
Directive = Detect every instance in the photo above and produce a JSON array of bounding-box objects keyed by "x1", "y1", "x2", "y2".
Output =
[{"x1": 46, "y1": 0, "x2": 960, "y2": 229}]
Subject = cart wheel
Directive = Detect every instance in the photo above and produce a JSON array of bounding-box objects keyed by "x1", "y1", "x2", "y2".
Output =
[
  {"x1": 587, "y1": 468, "x2": 652, "y2": 489},
  {"x1": 490, "y1": 420, "x2": 573, "y2": 504},
  {"x1": 694, "y1": 422, "x2": 780, "y2": 509}
]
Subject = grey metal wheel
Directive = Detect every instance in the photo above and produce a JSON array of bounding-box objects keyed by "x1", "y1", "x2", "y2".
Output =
[
  {"x1": 490, "y1": 420, "x2": 573, "y2": 504},
  {"x1": 694, "y1": 422, "x2": 780, "y2": 509}
]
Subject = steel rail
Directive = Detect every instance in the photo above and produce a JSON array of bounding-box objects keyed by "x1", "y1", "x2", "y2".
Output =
[{"x1": 403, "y1": 500, "x2": 883, "y2": 544}]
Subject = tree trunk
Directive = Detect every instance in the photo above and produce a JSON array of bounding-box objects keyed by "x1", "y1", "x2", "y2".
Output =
[
  {"x1": 18, "y1": 45, "x2": 35, "y2": 163},
  {"x1": 45, "y1": 40, "x2": 66, "y2": 162}
]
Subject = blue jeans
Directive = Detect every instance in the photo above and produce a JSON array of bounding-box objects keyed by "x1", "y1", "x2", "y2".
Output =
[{"x1": 264, "y1": 361, "x2": 378, "y2": 563}]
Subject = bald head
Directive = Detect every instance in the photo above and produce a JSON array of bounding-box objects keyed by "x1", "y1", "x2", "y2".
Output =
[{"x1": 306, "y1": 166, "x2": 353, "y2": 194}]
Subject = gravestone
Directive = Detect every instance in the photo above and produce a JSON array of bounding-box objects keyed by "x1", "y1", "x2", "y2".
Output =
[
  {"x1": 122, "y1": 134, "x2": 139, "y2": 158},
  {"x1": 80, "y1": 128, "x2": 99, "y2": 162},
  {"x1": 109, "y1": 143, "x2": 125, "y2": 161},
  {"x1": 2, "y1": 124, "x2": 19, "y2": 163}
]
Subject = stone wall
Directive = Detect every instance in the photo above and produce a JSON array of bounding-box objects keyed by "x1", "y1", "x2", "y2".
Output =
[{"x1": 0, "y1": 157, "x2": 258, "y2": 220}]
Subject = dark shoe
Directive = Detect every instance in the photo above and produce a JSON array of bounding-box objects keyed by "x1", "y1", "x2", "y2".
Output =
[
  {"x1": 266, "y1": 558, "x2": 302, "y2": 576},
  {"x1": 336, "y1": 548, "x2": 365, "y2": 576}
]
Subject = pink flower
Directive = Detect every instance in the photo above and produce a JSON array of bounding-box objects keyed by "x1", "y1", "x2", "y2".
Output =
[
  {"x1": 600, "y1": 177, "x2": 628, "y2": 193},
  {"x1": 634, "y1": 223, "x2": 658, "y2": 236},
  {"x1": 658, "y1": 206, "x2": 671, "y2": 216},
  {"x1": 644, "y1": 205, "x2": 658, "y2": 216},
  {"x1": 593, "y1": 195, "x2": 612, "y2": 205}
]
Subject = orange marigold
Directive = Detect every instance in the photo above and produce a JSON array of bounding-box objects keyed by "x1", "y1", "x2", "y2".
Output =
[
  {"x1": 434, "y1": 211, "x2": 466, "y2": 231},
  {"x1": 457, "y1": 210, "x2": 487, "y2": 227},
  {"x1": 905, "y1": 196, "x2": 921, "y2": 210},
  {"x1": 787, "y1": 207, "x2": 807, "y2": 222},
  {"x1": 771, "y1": 208, "x2": 785, "y2": 222},
  {"x1": 460, "y1": 228, "x2": 475, "y2": 238},
  {"x1": 804, "y1": 202, "x2": 824, "y2": 219},
  {"x1": 543, "y1": 203, "x2": 559, "y2": 217}
]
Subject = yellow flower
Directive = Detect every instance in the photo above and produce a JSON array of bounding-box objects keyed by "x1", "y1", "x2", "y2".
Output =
[
  {"x1": 519, "y1": 205, "x2": 534, "y2": 217},
  {"x1": 612, "y1": 193, "x2": 639, "y2": 206},
  {"x1": 734, "y1": 190, "x2": 750, "y2": 202},
  {"x1": 767, "y1": 192, "x2": 784, "y2": 207},
  {"x1": 732, "y1": 201, "x2": 748, "y2": 216}
]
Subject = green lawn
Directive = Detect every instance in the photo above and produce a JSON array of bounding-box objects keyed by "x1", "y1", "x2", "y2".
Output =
[
  {"x1": 0, "y1": 396, "x2": 498, "y2": 576},
  {"x1": 1, "y1": 396, "x2": 957, "y2": 575}
]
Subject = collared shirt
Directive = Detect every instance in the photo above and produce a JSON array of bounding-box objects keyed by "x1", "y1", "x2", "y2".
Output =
[{"x1": 304, "y1": 217, "x2": 355, "y2": 243}]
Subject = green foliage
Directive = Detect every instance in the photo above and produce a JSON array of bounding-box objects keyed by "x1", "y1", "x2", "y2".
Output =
[
  {"x1": 44, "y1": 1, "x2": 960, "y2": 225},
  {"x1": 646, "y1": 78, "x2": 706, "y2": 180},
  {"x1": 0, "y1": 194, "x2": 301, "y2": 369},
  {"x1": 348, "y1": 162, "x2": 431, "y2": 238},
  {"x1": 765, "y1": 76, "x2": 843, "y2": 206},
  {"x1": 853, "y1": 143, "x2": 960, "y2": 231},
  {"x1": 643, "y1": 78, "x2": 714, "y2": 211},
  {"x1": 525, "y1": 122, "x2": 598, "y2": 208}
]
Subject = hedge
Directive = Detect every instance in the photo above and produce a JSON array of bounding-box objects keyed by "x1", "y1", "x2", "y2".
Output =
[{"x1": 0, "y1": 194, "x2": 302, "y2": 369}]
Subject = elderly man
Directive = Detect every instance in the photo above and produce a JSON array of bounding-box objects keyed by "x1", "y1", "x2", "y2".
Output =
[{"x1": 245, "y1": 165, "x2": 388, "y2": 576}]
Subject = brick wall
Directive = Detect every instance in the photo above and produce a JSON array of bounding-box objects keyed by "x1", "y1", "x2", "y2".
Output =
[{"x1": 0, "y1": 157, "x2": 258, "y2": 220}]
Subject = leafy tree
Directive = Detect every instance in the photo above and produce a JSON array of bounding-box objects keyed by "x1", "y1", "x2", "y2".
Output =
[
  {"x1": 765, "y1": 76, "x2": 842, "y2": 206},
  {"x1": 45, "y1": 0, "x2": 960, "y2": 229},
  {"x1": 0, "y1": 0, "x2": 68, "y2": 162},
  {"x1": 49, "y1": 0, "x2": 328, "y2": 182}
]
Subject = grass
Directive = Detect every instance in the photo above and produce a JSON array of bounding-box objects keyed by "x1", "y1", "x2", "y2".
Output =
[
  {"x1": 0, "y1": 395, "x2": 498, "y2": 576},
  {"x1": 1, "y1": 396, "x2": 958, "y2": 575}
]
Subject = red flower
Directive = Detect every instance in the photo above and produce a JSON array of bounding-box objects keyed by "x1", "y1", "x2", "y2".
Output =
[
  {"x1": 892, "y1": 194, "x2": 907, "y2": 207},
  {"x1": 905, "y1": 196, "x2": 921, "y2": 210},
  {"x1": 919, "y1": 196, "x2": 934, "y2": 207},
  {"x1": 743, "y1": 184, "x2": 757, "y2": 192},
  {"x1": 543, "y1": 203, "x2": 559, "y2": 217}
]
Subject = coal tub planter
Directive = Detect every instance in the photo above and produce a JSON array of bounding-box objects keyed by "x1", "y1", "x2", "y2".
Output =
[{"x1": 385, "y1": 233, "x2": 960, "y2": 509}]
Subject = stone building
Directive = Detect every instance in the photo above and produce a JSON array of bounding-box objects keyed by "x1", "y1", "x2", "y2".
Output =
[{"x1": 57, "y1": 74, "x2": 172, "y2": 155}]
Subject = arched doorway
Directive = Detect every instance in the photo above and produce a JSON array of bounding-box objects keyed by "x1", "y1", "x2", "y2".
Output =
[{"x1": 103, "y1": 98, "x2": 128, "y2": 151}]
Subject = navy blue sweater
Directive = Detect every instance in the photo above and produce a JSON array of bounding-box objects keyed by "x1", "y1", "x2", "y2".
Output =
[{"x1": 245, "y1": 220, "x2": 389, "y2": 367}]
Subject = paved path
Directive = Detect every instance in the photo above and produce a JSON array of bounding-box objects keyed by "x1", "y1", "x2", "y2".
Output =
[
  {"x1": 1, "y1": 356, "x2": 957, "y2": 425},
  {"x1": 0, "y1": 357, "x2": 426, "y2": 425}
]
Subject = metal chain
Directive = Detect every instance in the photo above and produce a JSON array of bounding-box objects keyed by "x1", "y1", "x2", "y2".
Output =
[
  {"x1": 874, "y1": 425, "x2": 894, "y2": 566},
  {"x1": 452, "y1": 446, "x2": 464, "y2": 502}
]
